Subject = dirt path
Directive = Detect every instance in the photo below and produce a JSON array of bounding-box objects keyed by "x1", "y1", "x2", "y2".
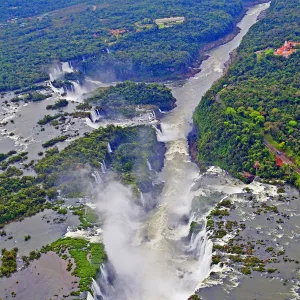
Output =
[{"x1": 264, "y1": 139, "x2": 300, "y2": 174}]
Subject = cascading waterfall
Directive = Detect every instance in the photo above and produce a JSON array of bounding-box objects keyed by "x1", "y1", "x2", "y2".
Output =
[
  {"x1": 101, "y1": 161, "x2": 107, "y2": 174},
  {"x1": 152, "y1": 110, "x2": 156, "y2": 119},
  {"x1": 48, "y1": 61, "x2": 103, "y2": 102},
  {"x1": 140, "y1": 192, "x2": 145, "y2": 207},
  {"x1": 92, "y1": 171, "x2": 103, "y2": 184},
  {"x1": 90, "y1": 109, "x2": 102, "y2": 123},
  {"x1": 92, "y1": 278, "x2": 102, "y2": 296},
  {"x1": 139, "y1": 192, "x2": 157, "y2": 211},
  {"x1": 48, "y1": 81, "x2": 64, "y2": 94},
  {"x1": 90, "y1": 3, "x2": 269, "y2": 300},
  {"x1": 87, "y1": 292, "x2": 95, "y2": 300},
  {"x1": 103, "y1": 160, "x2": 107, "y2": 171},
  {"x1": 64, "y1": 81, "x2": 88, "y2": 102},
  {"x1": 107, "y1": 142, "x2": 112, "y2": 153},
  {"x1": 146, "y1": 159, "x2": 152, "y2": 171}
]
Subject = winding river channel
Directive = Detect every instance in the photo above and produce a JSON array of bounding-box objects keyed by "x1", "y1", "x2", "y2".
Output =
[
  {"x1": 89, "y1": 3, "x2": 274, "y2": 300},
  {"x1": 3, "y1": 2, "x2": 299, "y2": 300}
]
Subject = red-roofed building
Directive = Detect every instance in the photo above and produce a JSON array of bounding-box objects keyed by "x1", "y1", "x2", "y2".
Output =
[
  {"x1": 274, "y1": 41, "x2": 300, "y2": 57},
  {"x1": 275, "y1": 156, "x2": 283, "y2": 167}
]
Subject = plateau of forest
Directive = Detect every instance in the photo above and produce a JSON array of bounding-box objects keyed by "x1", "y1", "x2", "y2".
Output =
[
  {"x1": 193, "y1": 0, "x2": 300, "y2": 188},
  {"x1": 0, "y1": 0, "x2": 260, "y2": 91}
]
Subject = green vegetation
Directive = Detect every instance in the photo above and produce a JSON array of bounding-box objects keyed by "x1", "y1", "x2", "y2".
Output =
[
  {"x1": 71, "y1": 205, "x2": 99, "y2": 229},
  {"x1": 35, "y1": 125, "x2": 165, "y2": 197},
  {"x1": 188, "y1": 295, "x2": 201, "y2": 300},
  {"x1": 11, "y1": 92, "x2": 50, "y2": 103},
  {"x1": 210, "y1": 208, "x2": 230, "y2": 218},
  {"x1": 46, "y1": 99, "x2": 68, "y2": 110},
  {"x1": 37, "y1": 114, "x2": 61, "y2": 125},
  {"x1": 241, "y1": 266, "x2": 251, "y2": 275},
  {"x1": 43, "y1": 238, "x2": 107, "y2": 292},
  {"x1": 0, "y1": 152, "x2": 28, "y2": 170},
  {"x1": 42, "y1": 135, "x2": 68, "y2": 148},
  {"x1": 0, "y1": 0, "x2": 86, "y2": 22},
  {"x1": 0, "y1": 175, "x2": 51, "y2": 225},
  {"x1": 87, "y1": 81, "x2": 176, "y2": 113},
  {"x1": 24, "y1": 235, "x2": 31, "y2": 241},
  {"x1": 0, "y1": 166, "x2": 58, "y2": 225},
  {"x1": 0, "y1": 248, "x2": 18, "y2": 277},
  {"x1": 0, "y1": 0, "x2": 259, "y2": 91},
  {"x1": 193, "y1": 0, "x2": 300, "y2": 188},
  {"x1": 0, "y1": 150, "x2": 17, "y2": 162},
  {"x1": 76, "y1": 102, "x2": 92, "y2": 110}
]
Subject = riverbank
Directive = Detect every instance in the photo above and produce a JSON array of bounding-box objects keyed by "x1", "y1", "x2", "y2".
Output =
[
  {"x1": 193, "y1": 0, "x2": 300, "y2": 189},
  {"x1": 183, "y1": 0, "x2": 270, "y2": 80},
  {"x1": 191, "y1": 0, "x2": 300, "y2": 297}
]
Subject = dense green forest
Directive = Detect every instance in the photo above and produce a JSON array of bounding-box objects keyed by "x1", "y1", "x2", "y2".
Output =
[
  {"x1": 86, "y1": 81, "x2": 176, "y2": 114},
  {"x1": 0, "y1": 168, "x2": 55, "y2": 225},
  {"x1": 0, "y1": 0, "x2": 90, "y2": 22},
  {"x1": 0, "y1": 125, "x2": 164, "y2": 223},
  {"x1": 35, "y1": 125, "x2": 165, "y2": 197},
  {"x1": 0, "y1": 0, "x2": 260, "y2": 91},
  {"x1": 193, "y1": 0, "x2": 300, "y2": 187}
]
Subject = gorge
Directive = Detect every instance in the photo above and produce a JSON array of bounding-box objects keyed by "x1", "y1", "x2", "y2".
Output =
[
  {"x1": 1, "y1": 0, "x2": 299, "y2": 299},
  {"x1": 87, "y1": 3, "x2": 271, "y2": 299}
]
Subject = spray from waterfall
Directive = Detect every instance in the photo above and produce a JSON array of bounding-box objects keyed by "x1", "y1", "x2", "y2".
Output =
[
  {"x1": 92, "y1": 171, "x2": 103, "y2": 184},
  {"x1": 48, "y1": 61, "x2": 104, "y2": 102},
  {"x1": 86, "y1": 4, "x2": 269, "y2": 299},
  {"x1": 89, "y1": 173, "x2": 215, "y2": 300}
]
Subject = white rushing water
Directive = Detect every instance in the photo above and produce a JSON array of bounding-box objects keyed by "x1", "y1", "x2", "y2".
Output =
[
  {"x1": 89, "y1": 3, "x2": 270, "y2": 300},
  {"x1": 48, "y1": 61, "x2": 108, "y2": 102}
]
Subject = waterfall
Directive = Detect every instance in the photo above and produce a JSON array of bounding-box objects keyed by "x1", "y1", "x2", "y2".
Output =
[
  {"x1": 62, "y1": 61, "x2": 74, "y2": 73},
  {"x1": 146, "y1": 159, "x2": 152, "y2": 171},
  {"x1": 140, "y1": 192, "x2": 145, "y2": 207},
  {"x1": 90, "y1": 109, "x2": 101, "y2": 123},
  {"x1": 107, "y1": 142, "x2": 112, "y2": 153},
  {"x1": 49, "y1": 64, "x2": 63, "y2": 81},
  {"x1": 98, "y1": 264, "x2": 116, "y2": 297},
  {"x1": 49, "y1": 61, "x2": 74, "y2": 81},
  {"x1": 88, "y1": 4, "x2": 269, "y2": 300},
  {"x1": 103, "y1": 160, "x2": 107, "y2": 171},
  {"x1": 86, "y1": 292, "x2": 95, "y2": 300},
  {"x1": 139, "y1": 191, "x2": 156, "y2": 211},
  {"x1": 92, "y1": 171, "x2": 103, "y2": 184},
  {"x1": 92, "y1": 278, "x2": 102, "y2": 297},
  {"x1": 152, "y1": 110, "x2": 156, "y2": 119},
  {"x1": 65, "y1": 81, "x2": 88, "y2": 102},
  {"x1": 48, "y1": 81, "x2": 64, "y2": 94},
  {"x1": 48, "y1": 61, "x2": 92, "y2": 102},
  {"x1": 153, "y1": 125, "x2": 163, "y2": 141},
  {"x1": 101, "y1": 161, "x2": 107, "y2": 174}
]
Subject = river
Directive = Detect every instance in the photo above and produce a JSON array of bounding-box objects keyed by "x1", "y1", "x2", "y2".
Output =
[{"x1": 90, "y1": 3, "x2": 271, "y2": 300}]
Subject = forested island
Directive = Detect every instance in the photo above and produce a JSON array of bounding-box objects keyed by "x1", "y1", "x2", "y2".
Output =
[
  {"x1": 193, "y1": 0, "x2": 300, "y2": 188},
  {"x1": 35, "y1": 125, "x2": 165, "y2": 197},
  {"x1": 1, "y1": 0, "x2": 262, "y2": 91},
  {"x1": 86, "y1": 81, "x2": 176, "y2": 112}
]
